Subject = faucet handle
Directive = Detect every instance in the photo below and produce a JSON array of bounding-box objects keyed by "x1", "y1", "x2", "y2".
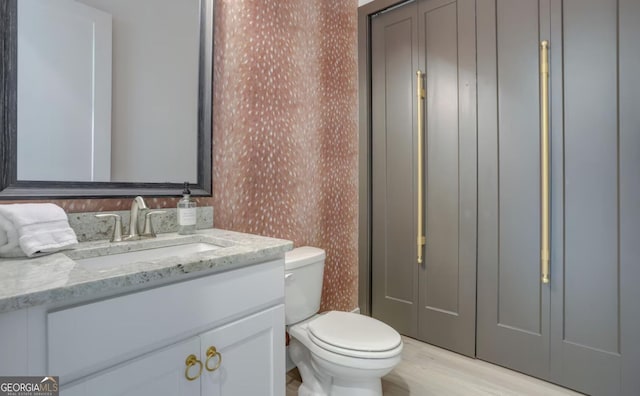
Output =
[
  {"x1": 141, "y1": 210, "x2": 166, "y2": 238},
  {"x1": 96, "y1": 213, "x2": 123, "y2": 242}
]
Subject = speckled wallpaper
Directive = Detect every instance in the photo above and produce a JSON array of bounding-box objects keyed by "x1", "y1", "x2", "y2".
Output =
[
  {"x1": 213, "y1": 0, "x2": 359, "y2": 312},
  {"x1": 4, "y1": 0, "x2": 359, "y2": 312}
]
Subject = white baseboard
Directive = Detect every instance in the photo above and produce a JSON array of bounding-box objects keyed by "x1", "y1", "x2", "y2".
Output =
[{"x1": 351, "y1": 307, "x2": 361, "y2": 314}]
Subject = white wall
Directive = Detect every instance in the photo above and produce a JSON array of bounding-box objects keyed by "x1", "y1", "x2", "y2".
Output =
[
  {"x1": 78, "y1": 0, "x2": 199, "y2": 183},
  {"x1": 359, "y1": 0, "x2": 374, "y2": 6}
]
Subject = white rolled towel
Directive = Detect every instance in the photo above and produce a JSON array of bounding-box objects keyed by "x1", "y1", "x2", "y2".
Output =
[{"x1": 0, "y1": 203, "x2": 78, "y2": 258}]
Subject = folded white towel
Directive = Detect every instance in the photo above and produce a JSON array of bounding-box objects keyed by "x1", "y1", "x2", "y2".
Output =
[
  {"x1": 0, "y1": 203, "x2": 78, "y2": 258},
  {"x1": 0, "y1": 211, "x2": 23, "y2": 257}
]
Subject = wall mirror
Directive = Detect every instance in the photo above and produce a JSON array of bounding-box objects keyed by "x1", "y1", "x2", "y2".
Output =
[{"x1": 0, "y1": 0, "x2": 213, "y2": 198}]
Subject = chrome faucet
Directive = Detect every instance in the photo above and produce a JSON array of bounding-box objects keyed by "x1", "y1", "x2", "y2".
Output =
[{"x1": 124, "y1": 196, "x2": 148, "y2": 240}]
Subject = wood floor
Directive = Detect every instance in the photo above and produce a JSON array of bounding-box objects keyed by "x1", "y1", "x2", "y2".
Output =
[{"x1": 286, "y1": 336, "x2": 583, "y2": 396}]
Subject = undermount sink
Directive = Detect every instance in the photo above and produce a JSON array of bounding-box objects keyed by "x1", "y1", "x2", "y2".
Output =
[{"x1": 73, "y1": 242, "x2": 221, "y2": 269}]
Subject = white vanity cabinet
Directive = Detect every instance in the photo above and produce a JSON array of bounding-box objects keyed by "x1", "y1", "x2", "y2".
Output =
[
  {"x1": 199, "y1": 305, "x2": 284, "y2": 395},
  {"x1": 0, "y1": 258, "x2": 285, "y2": 396},
  {"x1": 63, "y1": 306, "x2": 284, "y2": 396},
  {"x1": 62, "y1": 337, "x2": 202, "y2": 396}
]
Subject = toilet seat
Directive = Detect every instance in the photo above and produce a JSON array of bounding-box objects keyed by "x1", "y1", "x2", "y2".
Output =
[{"x1": 307, "y1": 311, "x2": 402, "y2": 359}]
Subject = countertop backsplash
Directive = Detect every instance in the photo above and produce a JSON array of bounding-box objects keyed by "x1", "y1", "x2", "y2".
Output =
[{"x1": 68, "y1": 206, "x2": 214, "y2": 242}]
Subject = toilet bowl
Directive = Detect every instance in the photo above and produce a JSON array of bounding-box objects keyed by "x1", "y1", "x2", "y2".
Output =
[{"x1": 285, "y1": 247, "x2": 403, "y2": 396}]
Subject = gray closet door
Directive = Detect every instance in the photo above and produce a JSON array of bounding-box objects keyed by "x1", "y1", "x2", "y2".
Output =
[
  {"x1": 371, "y1": 1, "x2": 420, "y2": 338},
  {"x1": 478, "y1": 0, "x2": 640, "y2": 394},
  {"x1": 549, "y1": 1, "x2": 640, "y2": 394},
  {"x1": 371, "y1": 0, "x2": 477, "y2": 357},
  {"x1": 476, "y1": 0, "x2": 551, "y2": 379},
  {"x1": 619, "y1": 1, "x2": 640, "y2": 394},
  {"x1": 416, "y1": 0, "x2": 476, "y2": 357}
]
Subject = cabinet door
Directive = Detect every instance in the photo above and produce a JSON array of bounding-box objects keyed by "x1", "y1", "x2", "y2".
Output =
[
  {"x1": 200, "y1": 305, "x2": 285, "y2": 396},
  {"x1": 476, "y1": 0, "x2": 551, "y2": 380},
  {"x1": 61, "y1": 338, "x2": 201, "y2": 396}
]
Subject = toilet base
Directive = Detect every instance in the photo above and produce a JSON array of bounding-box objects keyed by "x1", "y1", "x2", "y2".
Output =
[
  {"x1": 325, "y1": 378, "x2": 382, "y2": 396},
  {"x1": 289, "y1": 336, "x2": 397, "y2": 396},
  {"x1": 296, "y1": 376, "x2": 383, "y2": 396},
  {"x1": 288, "y1": 312, "x2": 402, "y2": 396},
  {"x1": 296, "y1": 376, "x2": 382, "y2": 396},
  {"x1": 297, "y1": 381, "x2": 382, "y2": 396},
  {"x1": 297, "y1": 383, "x2": 322, "y2": 396}
]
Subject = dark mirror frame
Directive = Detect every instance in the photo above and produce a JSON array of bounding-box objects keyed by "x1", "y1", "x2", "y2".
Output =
[{"x1": 0, "y1": 0, "x2": 213, "y2": 199}]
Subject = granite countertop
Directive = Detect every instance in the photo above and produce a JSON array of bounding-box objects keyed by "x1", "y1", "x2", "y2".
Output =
[{"x1": 0, "y1": 229, "x2": 293, "y2": 314}]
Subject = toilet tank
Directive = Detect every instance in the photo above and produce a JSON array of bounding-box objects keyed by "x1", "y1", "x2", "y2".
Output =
[{"x1": 285, "y1": 246, "x2": 326, "y2": 325}]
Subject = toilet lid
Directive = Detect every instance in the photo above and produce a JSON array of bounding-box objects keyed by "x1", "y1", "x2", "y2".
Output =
[{"x1": 308, "y1": 311, "x2": 402, "y2": 354}]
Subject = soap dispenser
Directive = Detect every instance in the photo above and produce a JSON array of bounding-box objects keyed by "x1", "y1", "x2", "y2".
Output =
[{"x1": 177, "y1": 182, "x2": 197, "y2": 235}]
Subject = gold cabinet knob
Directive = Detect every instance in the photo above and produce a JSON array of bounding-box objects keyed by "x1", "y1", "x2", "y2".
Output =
[
  {"x1": 205, "y1": 346, "x2": 222, "y2": 372},
  {"x1": 185, "y1": 354, "x2": 203, "y2": 381}
]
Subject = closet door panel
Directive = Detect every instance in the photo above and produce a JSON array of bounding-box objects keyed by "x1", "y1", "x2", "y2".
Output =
[
  {"x1": 422, "y1": 0, "x2": 459, "y2": 317},
  {"x1": 453, "y1": 0, "x2": 478, "y2": 359},
  {"x1": 476, "y1": 0, "x2": 500, "y2": 363},
  {"x1": 620, "y1": 0, "x2": 640, "y2": 393},
  {"x1": 417, "y1": 0, "x2": 476, "y2": 357},
  {"x1": 561, "y1": 0, "x2": 619, "y2": 354},
  {"x1": 370, "y1": 0, "x2": 476, "y2": 354},
  {"x1": 549, "y1": 1, "x2": 622, "y2": 394},
  {"x1": 371, "y1": 3, "x2": 420, "y2": 337},
  {"x1": 495, "y1": 0, "x2": 543, "y2": 335},
  {"x1": 477, "y1": 0, "x2": 550, "y2": 379}
]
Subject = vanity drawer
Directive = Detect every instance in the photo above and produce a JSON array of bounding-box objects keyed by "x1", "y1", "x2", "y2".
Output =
[{"x1": 47, "y1": 259, "x2": 284, "y2": 382}]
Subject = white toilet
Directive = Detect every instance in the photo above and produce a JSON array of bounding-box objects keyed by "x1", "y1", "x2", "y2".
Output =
[{"x1": 285, "y1": 246, "x2": 403, "y2": 396}]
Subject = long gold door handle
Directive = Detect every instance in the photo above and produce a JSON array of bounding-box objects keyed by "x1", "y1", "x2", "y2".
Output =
[
  {"x1": 416, "y1": 70, "x2": 426, "y2": 264},
  {"x1": 540, "y1": 41, "x2": 550, "y2": 284}
]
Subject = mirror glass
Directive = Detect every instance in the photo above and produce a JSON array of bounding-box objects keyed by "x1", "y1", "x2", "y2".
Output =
[{"x1": 0, "y1": 0, "x2": 212, "y2": 198}]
